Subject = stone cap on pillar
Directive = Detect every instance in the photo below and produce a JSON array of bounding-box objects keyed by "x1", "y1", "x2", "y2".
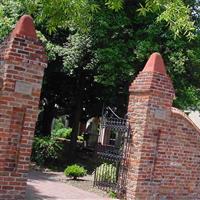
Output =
[
  {"x1": 11, "y1": 15, "x2": 37, "y2": 39},
  {"x1": 3, "y1": 14, "x2": 47, "y2": 65},
  {"x1": 143, "y1": 52, "x2": 166, "y2": 75},
  {"x1": 129, "y1": 52, "x2": 175, "y2": 103}
]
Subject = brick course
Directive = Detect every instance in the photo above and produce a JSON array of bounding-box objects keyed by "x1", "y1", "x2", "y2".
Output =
[
  {"x1": 0, "y1": 15, "x2": 46, "y2": 200},
  {"x1": 126, "y1": 52, "x2": 200, "y2": 199}
]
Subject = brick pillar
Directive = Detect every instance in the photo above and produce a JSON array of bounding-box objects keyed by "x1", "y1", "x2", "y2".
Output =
[
  {"x1": 126, "y1": 53, "x2": 175, "y2": 199},
  {"x1": 0, "y1": 15, "x2": 47, "y2": 200}
]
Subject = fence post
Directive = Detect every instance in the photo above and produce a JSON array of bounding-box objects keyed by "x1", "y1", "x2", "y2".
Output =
[
  {"x1": 0, "y1": 15, "x2": 47, "y2": 199},
  {"x1": 125, "y1": 53, "x2": 174, "y2": 199}
]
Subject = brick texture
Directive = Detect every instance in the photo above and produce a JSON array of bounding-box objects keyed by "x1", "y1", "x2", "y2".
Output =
[
  {"x1": 125, "y1": 52, "x2": 200, "y2": 199},
  {"x1": 0, "y1": 15, "x2": 47, "y2": 200}
]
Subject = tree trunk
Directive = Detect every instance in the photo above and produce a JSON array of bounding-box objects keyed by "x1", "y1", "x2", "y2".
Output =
[
  {"x1": 69, "y1": 94, "x2": 82, "y2": 161},
  {"x1": 68, "y1": 68, "x2": 84, "y2": 162}
]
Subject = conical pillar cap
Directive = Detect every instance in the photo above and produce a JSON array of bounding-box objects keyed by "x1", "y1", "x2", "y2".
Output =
[
  {"x1": 12, "y1": 15, "x2": 37, "y2": 39},
  {"x1": 143, "y1": 52, "x2": 166, "y2": 74}
]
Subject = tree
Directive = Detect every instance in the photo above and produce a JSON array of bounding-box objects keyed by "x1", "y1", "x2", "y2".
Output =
[
  {"x1": 0, "y1": 0, "x2": 196, "y2": 38},
  {"x1": 39, "y1": 0, "x2": 200, "y2": 155},
  {"x1": 1, "y1": 0, "x2": 200, "y2": 158}
]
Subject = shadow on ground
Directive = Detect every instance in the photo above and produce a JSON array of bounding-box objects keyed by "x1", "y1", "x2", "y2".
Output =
[
  {"x1": 26, "y1": 184, "x2": 56, "y2": 200},
  {"x1": 26, "y1": 170, "x2": 110, "y2": 200}
]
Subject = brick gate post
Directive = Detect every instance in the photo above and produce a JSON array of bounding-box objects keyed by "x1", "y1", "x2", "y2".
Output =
[
  {"x1": 0, "y1": 15, "x2": 47, "y2": 199},
  {"x1": 125, "y1": 53, "x2": 175, "y2": 199}
]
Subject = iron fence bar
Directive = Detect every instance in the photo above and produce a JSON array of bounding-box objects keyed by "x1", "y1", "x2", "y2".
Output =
[{"x1": 94, "y1": 106, "x2": 131, "y2": 196}]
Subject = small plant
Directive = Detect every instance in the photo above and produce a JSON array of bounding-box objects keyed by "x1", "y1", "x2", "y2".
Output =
[
  {"x1": 51, "y1": 118, "x2": 72, "y2": 139},
  {"x1": 64, "y1": 164, "x2": 87, "y2": 180},
  {"x1": 52, "y1": 118, "x2": 65, "y2": 132},
  {"x1": 108, "y1": 190, "x2": 117, "y2": 198},
  {"x1": 31, "y1": 136, "x2": 63, "y2": 166},
  {"x1": 95, "y1": 163, "x2": 117, "y2": 183},
  {"x1": 52, "y1": 127, "x2": 72, "y2": 139}
]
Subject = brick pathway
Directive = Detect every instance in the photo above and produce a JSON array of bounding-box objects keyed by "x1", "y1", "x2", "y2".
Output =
[{"x1": 26, "y1": 171, "x2": 111, "y2": 200}]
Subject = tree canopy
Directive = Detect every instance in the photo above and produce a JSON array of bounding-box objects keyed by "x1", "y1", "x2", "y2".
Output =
[
  {"x1": 0, "y1": 0, "x2": 196, "y2": 38},
  {"x1": 1, "y1": 0, "x2": 200, "y2": 152}
]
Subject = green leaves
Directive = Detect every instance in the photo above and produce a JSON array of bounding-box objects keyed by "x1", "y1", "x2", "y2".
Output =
[
  {"x1": 31, "y1": 136, "x2": 64, "y2": 166},
  {"x1": 105, "y1": 0, "x2": 123, "y2": 11},
  {"x1": 0, "y1": 0, "x2": 196, "y2": 40},
  {"x1": 22, "y1": 0, "x2": 92, "y2": 33},
  {"x1": 17, "y1": 0, "x2": 122, "y2": 34},
  {"x1": 95, "y1": 163, "x2": 117, "y2": 182},
  {"x1": 64, "y1": 164, "x2": 87, "y2": 179},
  {"x1": 157, "y1": 1, "x2": 195, "y2": 40},
  {"x1": 1, "y1": 0, "x2": 200, "y2": 113},
  {"x1": 61, "y1": 32, "x2": 93, "y2": 73},
  {"x1": 0, "y1": 0, "x2": 23, "y2": 40},
  {"x1": 138, "y1": 0, "x2": 195, "y2": 40},
  {"x1": 168, "y1": 51, "x2": 187, "y2": 74}
]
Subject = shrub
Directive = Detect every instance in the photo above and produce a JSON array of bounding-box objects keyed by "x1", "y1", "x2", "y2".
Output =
[
  {"x1": 51, "y1": 118, "x2": 65, "y2": 135},
  {"x1": 52, "y1": 127, "x2": 72, "y2": 139},
  {"x1": 31, "y1": 136, "x2": 63, "y2": 166},
  {"x1": 95, "y1": 163, "x2": 117, "y2": 183},
  {"x1": 108, "y1": 191, "x2": 117, "y2": 198},
  {"x1": 64, "y1": 164, "x2": 87, "y2": 180}
]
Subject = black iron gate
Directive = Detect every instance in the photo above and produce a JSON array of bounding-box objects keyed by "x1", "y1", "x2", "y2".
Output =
[{"x1": 94, "y1": 107, "x2": 130, "y2": 194}]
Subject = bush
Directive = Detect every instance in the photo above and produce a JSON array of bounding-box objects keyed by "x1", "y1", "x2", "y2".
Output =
[
  {"x1": 95, "y1": 163, "x2": 117, "y2": 183},
  {"x1": 31, "y1": 136, "x2": 63, "y2": 166},
  {"x1": 52, "y1": 128, "x2": 72, "y2": 139},
  {"x1": 108, "y1": 191, "x2": 117, "y2": 198},
  {"x1": 51, "y1": 118, "x2": 65, "y2": 134},
  {"x1": 64, "y1": 164, "x2": 87, "y2": 180}
]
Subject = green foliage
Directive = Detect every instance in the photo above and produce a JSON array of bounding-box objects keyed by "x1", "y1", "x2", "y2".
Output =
[
  {"x1": 138, "y1": 0, "x2": 195, "y2": 40},
  {"x1": 105, "y1": 0, "x2": 123, "y2": 11},
  {"x1": 61, "y1": 32, "x2": 93, "y2": 73},
  {"x1": 31, "y1": 136, "x2": 63, "y2": 166},
  {"x1": 52, "y1": 128, "x2": 72, "y2": 139},
  {"x1": 130, "y1": 16, "x2": 200, "y2": 110},
  {"x1": 52, "y1": 118, "x2": 65, "y2": 133},
  {"x1": 64, "y1": 164, "x2": 87, "y2": 179},
  {"x1": 0, "y1": 0, "x2": 24, "y2": 40},
  {"x1": 108, "y1": 191, "x2": 117, "y2": 198},
  {"x1": 32, "y1": 0, "x2": 200, "y2": 111},
  {"x1": 18, "y1": 0, "x2": 124, "y2": 33},
  {"x1": 96, "y1": 163, "x2": 117, "y2": 182},
  {"x1": 0, "y1": 0, "x2": 196, "y2": 37},
  {"x1": 1, "y1": 0, "x2": 200, "y2": 127},
  {"x1": 51, "y1": 118, "x2": 72, "y2": 139}
]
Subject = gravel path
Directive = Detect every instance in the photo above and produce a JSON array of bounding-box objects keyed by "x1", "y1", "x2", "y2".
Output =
[{"x1": 26, "y1": 170, "x2": 112, "y2": 200}]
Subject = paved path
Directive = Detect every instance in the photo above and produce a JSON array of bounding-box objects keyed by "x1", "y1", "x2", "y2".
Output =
[{"x1": 26, "y1": 171, "x2": 111, "y2": 200}]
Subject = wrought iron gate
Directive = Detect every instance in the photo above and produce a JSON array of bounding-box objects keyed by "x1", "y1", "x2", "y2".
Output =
[{"x1": 94, "y1": 107, "x2": 130, "y2": 194}]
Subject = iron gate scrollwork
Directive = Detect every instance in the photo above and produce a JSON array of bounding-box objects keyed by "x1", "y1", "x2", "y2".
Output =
[{"x1": 94, "y1": 107, "x2": 130, "y2": 195}]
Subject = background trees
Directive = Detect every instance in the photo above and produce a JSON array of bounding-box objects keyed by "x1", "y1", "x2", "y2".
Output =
[{"x1": 1, "y1": 0, "x2": 200, "y2": 152}]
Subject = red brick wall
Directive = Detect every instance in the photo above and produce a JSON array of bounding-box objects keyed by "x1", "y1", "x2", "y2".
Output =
[
  {"x1": 0, "y1": 15, "x2": 46, "y2": 200},
  {"x1": 126, "y1": 53, "x2": 200, "y2": 199}
]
